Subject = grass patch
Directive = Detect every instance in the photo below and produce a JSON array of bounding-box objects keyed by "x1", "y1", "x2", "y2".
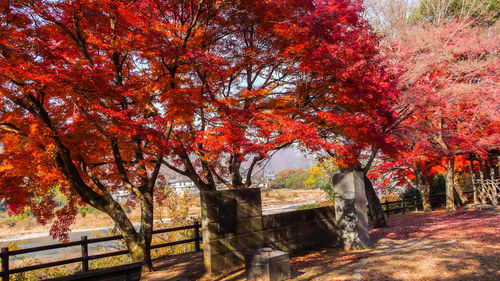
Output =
[{"x1": 296, "y1": 203, "x2": 320, "y2": 211}]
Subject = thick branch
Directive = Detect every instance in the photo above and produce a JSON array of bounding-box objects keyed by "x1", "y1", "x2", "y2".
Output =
[
  {"x1": 110, "y1": 138, "x2": 135, "y2": 192},
  {"x1": 363, "y1": 146, "x2": 380, "y2": 174},
  {"x1": 148, "y1": 153, "x2": 163, "y2": 191},
  {"x1": 245, "y1": 156, "x2": 262, "y2": 187},
  {"x1": 0, "y1": 123, "x2": 28, "y2": 138},
  {"x1": 133, "y1": 137, "x2": 149, "y2": 188}
]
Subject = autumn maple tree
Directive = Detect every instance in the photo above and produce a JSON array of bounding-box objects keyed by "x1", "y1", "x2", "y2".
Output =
[
  {"x1": 158, "y1": 0, "x2": 399, "y2": 196},
  {"x1": 0, "y1": 0, "x2": 186, "y2": 270},
  {"x1": 0, "y1": 0, "x2": 400, "y2": 269},
  {"x1": 368, "y1": 0, "x2": 500, "y2": 211},
  {"x1": 156, "y1": 0, "x2": 327, "y2": 192},
  {"x1": 284, "y1": 0, "x2": 400, "y2": 228}
]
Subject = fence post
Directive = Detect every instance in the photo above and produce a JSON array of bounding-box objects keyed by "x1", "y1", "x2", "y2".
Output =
[
  {"x1": 385, "y1": 201, "x2": 390, "y2": 217},
  {"x1": 81, "y1": 236, "x2": 89, "y2": 272},
  {"x1": 1, "y1": 247, "x2": 9, "y2": 281},
  {"x1": 194, "y1": 221, "x2": 201, "y2": 252},
  {"x1": 401, "y1": 200, "x2": 405, "y2": 214}
]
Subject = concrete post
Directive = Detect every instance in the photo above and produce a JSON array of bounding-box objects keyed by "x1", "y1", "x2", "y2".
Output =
[
  {"x1": 332, "y1": 171, "x2": 371, "y2": 250},
  {"x1": 200, "y1": 188, "x2": 263, "y2": 275}
]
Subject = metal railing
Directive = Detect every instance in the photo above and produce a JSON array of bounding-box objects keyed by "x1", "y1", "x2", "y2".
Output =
[{"x1": 369, "y1": 191, "x2": 474, "y2": 218}]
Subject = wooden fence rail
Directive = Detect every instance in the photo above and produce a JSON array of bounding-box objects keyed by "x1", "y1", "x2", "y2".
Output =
[
  {"x1": 0, "y1": 221, "x2": 201, "y2": 281},
  {"x1": 369, "y1": 191, "x2": 474, "y2": 218}
]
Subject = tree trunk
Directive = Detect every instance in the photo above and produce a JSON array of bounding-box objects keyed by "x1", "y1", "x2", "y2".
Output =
[
  {"x1": 139, "y1": 190, "x2": 154, "y2": 271},
  {"x1": 445, "y1": 157, "x2": 456, "y2": 212},
  {"x1": 102, "y1": 200, "x2": 153, "y2": 271},
  {"x1": 415, "y1": 165, "x2": 432, "y2": 212},
  {"x1": 102, "y1": 202, "x2": 152, "y2": 271},
  {"x1": 421, "y1": 182, "x2": 432, "y2": 212},
  {"x1": 126, "y1": 237, "x2": 147, "y2": 265},
  {"x1": 452, "y1": 175, "x2": 466, "y2": 206},
  {"x1": 363, "y1": 174, "x2": 387, "y2": 228}
]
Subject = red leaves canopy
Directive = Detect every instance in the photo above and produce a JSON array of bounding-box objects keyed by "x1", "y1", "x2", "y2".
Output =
[
  {"x1": 372, "y1": 22, "x2": 500, "y2": 189},
  {"x1": 0, "y1": 0, "x2": 395, "y2": 238}
]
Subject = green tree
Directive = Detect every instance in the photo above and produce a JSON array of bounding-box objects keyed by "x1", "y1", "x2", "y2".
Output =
[
  {"x1": 284, "y1": 169, "x2": 310, "y2": 189},
  {"x1": 413, "y1": 0, "x2": 499, "y2": 25},
  {"x1": 271, "y1": 169, "x2": 296, "y2": 189}
]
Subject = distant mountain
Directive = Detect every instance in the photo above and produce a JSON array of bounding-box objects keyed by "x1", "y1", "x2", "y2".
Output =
[
  {"x1": 262, "y1": 146, "x2": 317, "y2": 173},
  {"x1": 161, "y1": 146, "x2": 317, "y2": 181}
]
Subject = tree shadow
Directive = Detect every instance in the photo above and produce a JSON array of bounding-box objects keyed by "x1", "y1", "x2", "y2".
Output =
[
  {"x1": 142, "y1": 209, "x2": 499, "y2": 280},
  {"x1": 141, "y1": 252, "x2": 205, "y2": 281}
]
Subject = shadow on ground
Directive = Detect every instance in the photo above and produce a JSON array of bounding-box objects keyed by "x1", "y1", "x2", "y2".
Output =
[{"x1": 141, "y1": 209, "x2": 500, "y2": 280}]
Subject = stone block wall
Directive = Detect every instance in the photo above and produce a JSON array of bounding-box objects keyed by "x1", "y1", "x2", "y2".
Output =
[
  {"x1": 262, "y1": 206, "x2": 338, "y2": 253},
  {"x1": 201, "y1": 188, "x2": 339, "y2": 275}
]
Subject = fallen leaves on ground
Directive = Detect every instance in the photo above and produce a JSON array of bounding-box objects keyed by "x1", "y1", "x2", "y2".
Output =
[
  {"x1": 291, "y1": 250, "x2": 369, "y2": 269},
  {"x1": 370, "y1": 209, "x2": 500, "y2": 244}
]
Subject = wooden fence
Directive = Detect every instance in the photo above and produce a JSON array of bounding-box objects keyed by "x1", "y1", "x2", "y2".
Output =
[
  {"x1": 370, "y1": 191, "x2": 474, "y2": 218},
  {"x1": 0, "y1": 221, "x2": 201, "y2": 281}
]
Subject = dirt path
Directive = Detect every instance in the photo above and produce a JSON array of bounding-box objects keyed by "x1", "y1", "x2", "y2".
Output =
[{"x1": 141, "y1": 209, "x2": 500, "y2": 281}]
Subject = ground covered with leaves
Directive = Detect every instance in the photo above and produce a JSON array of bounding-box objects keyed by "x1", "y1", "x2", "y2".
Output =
[{"x1": 142, "y1": 209, "x2": 500, "y2": 281}]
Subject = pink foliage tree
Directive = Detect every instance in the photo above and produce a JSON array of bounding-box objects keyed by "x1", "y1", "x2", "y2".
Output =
[{"x1": 378, "y1": 21, "x2": 500, "y2": 211}]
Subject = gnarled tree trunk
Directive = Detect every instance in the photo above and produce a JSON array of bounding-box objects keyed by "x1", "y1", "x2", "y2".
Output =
[{"x1": 97, "y1": 193, "x2": 154, "y2": 272}]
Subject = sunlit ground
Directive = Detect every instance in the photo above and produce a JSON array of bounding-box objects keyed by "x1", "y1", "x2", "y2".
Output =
[{"x1": 142, "y1": 209, "x2": 500, "y2": 281}]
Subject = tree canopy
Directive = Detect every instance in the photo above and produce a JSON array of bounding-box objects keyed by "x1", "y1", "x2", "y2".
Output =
[{"x1": 0, "y1": 0, "x2": 397, "y2": 267}]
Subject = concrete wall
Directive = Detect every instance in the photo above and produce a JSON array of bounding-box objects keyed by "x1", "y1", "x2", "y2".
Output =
[
  {"x1": 200, "y1": 188, "x2": 339, "y2": 274},
  {"x1": 262, "y1": 206, "x2": 338, "y2": 253},
  {"x1": 201, "y1": 188, "x2": 264, "y2": 274}
]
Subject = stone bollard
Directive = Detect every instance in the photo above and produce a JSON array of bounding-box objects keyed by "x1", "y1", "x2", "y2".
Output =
[
  {"x1": 245, "y1": 248, "x2": 290, "y2": 281},
  {"x1": 332, "y1": 171, "x2": 371, "y2": 250}
]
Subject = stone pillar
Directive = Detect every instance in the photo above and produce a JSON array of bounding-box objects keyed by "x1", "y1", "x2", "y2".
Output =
[
  {"x1": 332, "y1": 171, "x2": 371, "y2": 250},
  {"x1": 200, "y1": 188, "x2": 264, "y2": 275}
]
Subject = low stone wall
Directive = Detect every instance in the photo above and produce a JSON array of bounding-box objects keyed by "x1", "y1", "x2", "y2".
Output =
[
  {"x1": 262, "y1": 206, "x2": 338, "y2": 253},
  {"x1": 201, "y1": 188, "x2": 339, "y2": 274}
]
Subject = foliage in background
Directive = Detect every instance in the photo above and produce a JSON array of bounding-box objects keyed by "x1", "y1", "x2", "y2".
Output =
[
  {"x1": 372, "y1": 1, "x2": 499, "y2": 211},
  {"x1": 269, "y1": 164, "x2": 333, "y2": 193},
  {"x1": 151, "y1": 188, "x2": 198, "y2": 258},
  {"x1": 305, "y1": 159, "x2": 338, "y2": 202},
  {"x1": 267, "y1": 160, "x2": 337, "y2": 202},
  {"x1": 400, "y1": 174, "x2": 446, "y2": 200},
  {"x1": 380, "y1": 190, "x2": 401, "y2": 203},
  {"x1": 413, "y1": 0, "x2": 500, "y2": 25},
  {"x1": 270, "y1": 169, "x2": 309, "y2": 189}
]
